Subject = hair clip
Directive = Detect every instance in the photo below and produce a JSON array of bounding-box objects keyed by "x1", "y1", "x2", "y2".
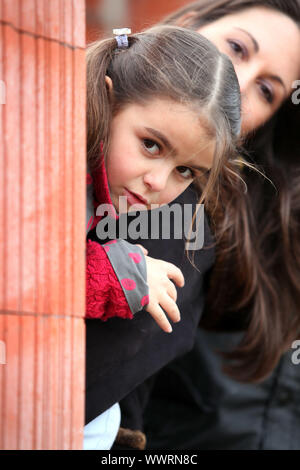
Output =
[{"x1": 113, "y1": 28, "x2": 131, "y2": 49}]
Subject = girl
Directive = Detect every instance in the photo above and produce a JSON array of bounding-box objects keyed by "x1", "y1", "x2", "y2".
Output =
[
  {"x1": 85, "y1": 24, "x2": 242, "y2": 328},
  {"x1": 84, "y1": 24, "x2": 242, "y2": 449}
]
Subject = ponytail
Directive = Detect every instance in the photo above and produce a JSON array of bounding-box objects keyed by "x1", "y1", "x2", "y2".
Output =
[{"x1": 86, "y1": 38, "x2": 116, "y2": 169}]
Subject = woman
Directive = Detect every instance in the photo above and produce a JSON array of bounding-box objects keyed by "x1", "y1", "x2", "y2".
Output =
[
  {"x1": 115, "y1": 0, "x2": 300, "y2": 450},
  {"x1": 162, "y1": 0, "x2": 300, "y2": 382}
]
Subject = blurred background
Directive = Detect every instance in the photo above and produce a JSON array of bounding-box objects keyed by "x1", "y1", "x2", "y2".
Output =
[{"x1": 86, "y1": 0, "x2": 191, "y2": 43}]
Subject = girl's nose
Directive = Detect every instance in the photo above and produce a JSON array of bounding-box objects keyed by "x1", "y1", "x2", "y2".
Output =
[{"x1": 143, "y1": 167, "x2": 170, "y2": 192}]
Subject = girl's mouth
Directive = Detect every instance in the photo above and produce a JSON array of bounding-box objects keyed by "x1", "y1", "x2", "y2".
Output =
[{"x1": 123, "y1": 188, "x2": 148, "y2": 206}]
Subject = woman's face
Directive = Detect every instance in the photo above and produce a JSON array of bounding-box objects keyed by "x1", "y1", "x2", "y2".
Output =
[{"x1": 196, "y1": 7, "x2": 300, "y2": 134}]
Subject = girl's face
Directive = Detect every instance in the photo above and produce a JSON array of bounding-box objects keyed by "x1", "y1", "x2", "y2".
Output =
[
  {"x1": 105, "y1": 99, "x2": 215, "y2": 213},
  {"x1": 196, "y1": 6, "x2": 300, "y2": 134}
]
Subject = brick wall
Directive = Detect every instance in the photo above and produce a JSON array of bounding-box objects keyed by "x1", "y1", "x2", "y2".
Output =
[{"x1": 0, "y1": 0, "x2": 86, "y2": 450}]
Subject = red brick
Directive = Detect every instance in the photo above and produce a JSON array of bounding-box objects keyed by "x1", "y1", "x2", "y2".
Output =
[
  {"x1": 72, "y1": 49, "x2": 86, "y2": 318},
  {"x1": 1, "y1": 0, "x2": 86, "y2": 450},
  {"x1": 61, "y1": 316, "x2": 72, "y2": 449},
  {"x1": 61, "y1": 47, "x2": 73, "y2": 317},
  {"x1": 3, "y1": 25, "x2": 21, "y2": 313},
  {"x1": 2, "y1": 0, "x2": 21, "y2": 30},
  {"x1": 36, "y1": 38, "x2": 47, "y2": 316},
  {"x1": 73, "y1": 0, "x2": 86, "y2": 48},
  {"x1": 18, "y1": 315, "x2": 35, "y2": 449},
  {"x1": 20, "y1": 0, "x2": 36, "y2": 36},
  {"x1": 48, "y1": 315, "x2": 59, "y2": 449},
  {"x1": 0, "y1": 315, "x2": 5, "y2": 449},
  {"x1": 34, "y1": 314, "x2": 45, "y2": 449},
  {"x1": 21, "y1": 34, "x2": 37, "y2": 314},
  {"x1": 48, "y1": 41, "x2": 61, "y2": 316},
  {"x1": 2, "y1": 315, "x2": 20, "y2": 449},
  {"x1": 64, "y1": 0, "x2": 73, "y2": 45},
  {"x1": 71, "y1": 317, "x2": 85, "y2": 449},
  {"x1": 35, "y1": 0, "x2": 45, "y2": 37},
  {"x1": 0, "y1": 23, "x2": 4, "y2": 312},
  {"x1": 46, "y1": 0, "x2": 60, "y2": 42}
]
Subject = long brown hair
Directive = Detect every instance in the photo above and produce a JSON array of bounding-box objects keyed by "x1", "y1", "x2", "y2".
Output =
[
  {"x1": 86, "y1": 25, "x2": 242, "y2": 209},
  {"x1": 163, "y1": 0, "x2": 300, "y2": 383}
]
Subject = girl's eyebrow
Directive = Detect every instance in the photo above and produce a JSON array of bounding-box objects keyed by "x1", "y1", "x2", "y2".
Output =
[
  {"x1": 144, "y1": 127, "x2": 177, "y2": 156},
  {"x1": 189, "y1": 164, "x2": 211, "y2": 173},
  {"x1": 144, "y1": 127, "x2": 211, "y2": 172}
]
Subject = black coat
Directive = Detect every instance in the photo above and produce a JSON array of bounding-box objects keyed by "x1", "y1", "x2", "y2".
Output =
[
  {"x1": 85, "y1": 186, "x2": 215, "y2": 424},
  {"x1": 116, "y1": 286, "x2": 300, "y2": 450},
  {"x1": 142, "y1": 328, "x2": 300, "y2": 450}
]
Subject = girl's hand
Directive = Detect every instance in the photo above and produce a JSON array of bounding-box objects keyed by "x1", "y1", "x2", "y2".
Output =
[
  {"x1": 144, "y1": 255, "x2": 185, "y2": 333},
  {"x1": 136, "y1": 244, "x2": 148, "y2": 256}
]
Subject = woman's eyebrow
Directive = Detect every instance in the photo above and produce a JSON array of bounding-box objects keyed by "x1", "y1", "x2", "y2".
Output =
[
  {"x1": 269, "y1": 75, "x2": 287, "y2": 95},
  {"x1": 234, "y1": 27, "x2": 259, "y2": 53},
  {"x1": 144, "y1": 127, "x2": 177, "y2": 155}
]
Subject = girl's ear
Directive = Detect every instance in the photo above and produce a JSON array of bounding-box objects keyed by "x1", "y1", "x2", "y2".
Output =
[
  {"x1": 105, "y1": 75, "x2": 113, "y2": 98},
  {"x1": 174, "y1": 11, "x2": 198, "y2": 28}
]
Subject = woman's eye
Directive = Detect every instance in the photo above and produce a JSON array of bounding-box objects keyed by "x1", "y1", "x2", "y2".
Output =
[
  {"x1": 227, "y1": 40, "x2": 247, "y2": 59},
  {"x1": 258, "y1": 81, "x2": 274, "y2": 104},
  {"x1": 143, "y1": 139, "x2": 160, "y2": 155},
  {"x1": 176, "y1": 166, "x2": 194, "y2": 179}
]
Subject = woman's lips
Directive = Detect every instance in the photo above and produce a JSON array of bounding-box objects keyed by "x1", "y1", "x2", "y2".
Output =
[{"x1": 123, "y1": 188, "x2": 148, "y2": 206}]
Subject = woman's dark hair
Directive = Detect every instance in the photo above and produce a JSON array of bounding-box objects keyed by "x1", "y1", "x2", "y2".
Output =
[{"x1": 163, "y1": 0, "x2": 300, "y2": 383}]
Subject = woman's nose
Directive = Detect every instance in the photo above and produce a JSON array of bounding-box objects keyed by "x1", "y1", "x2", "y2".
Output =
[
  {"x1": 143, "y1": 167, "x2": 170, "y2": 192},
  {"x1": 236, "y1": 63, "x2": 260, "y2": 98},
  {"x1": 237, "y1": 68, "x2": 252, "y2": 98},
  {"x1": 235, "y1": 66, "x2": 257, "y2": 121}
]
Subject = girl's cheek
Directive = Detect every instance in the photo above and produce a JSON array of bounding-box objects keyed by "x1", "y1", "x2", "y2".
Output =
[{"x1": 160, "y1": 183, "x2": 184, "y2": 205}]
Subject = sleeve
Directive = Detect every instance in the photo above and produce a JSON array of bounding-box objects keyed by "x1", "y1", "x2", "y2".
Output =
[
  {"x1": 86, "y1": 239, "x2": 149, "y2": 320},
  {"x1": 86, "y1": 171, "x2": 149, "y2": 320}
]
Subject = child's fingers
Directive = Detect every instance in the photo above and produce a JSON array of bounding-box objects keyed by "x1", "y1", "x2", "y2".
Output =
[
  {"x1": 165, "y1": 263, "x2": 185, "y2": 288},
  {"x1": 166, "y1": 280, "x2": 177, "y2": 302},
  {"x1": 136, "y1": 244, "x2": 148, "y2": 255},
  {"x1": 159, "y1": 294, "x2": 181, "y2": 324},
  {"x1": 146, "y1": 303, "x2": 173, "y2": 333}
]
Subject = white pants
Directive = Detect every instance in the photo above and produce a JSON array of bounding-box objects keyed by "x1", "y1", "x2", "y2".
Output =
[{"x1": 84, "y1": 403, "x2": 121, "y2": 450}]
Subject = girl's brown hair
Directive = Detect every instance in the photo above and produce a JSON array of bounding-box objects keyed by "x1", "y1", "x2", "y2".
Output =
[
  {"x1": 163, "y1": 0, "x2": 300, "y2": 383},
  {"x1": 86, "y1": 25, "x2": 242, "y2": 207}
]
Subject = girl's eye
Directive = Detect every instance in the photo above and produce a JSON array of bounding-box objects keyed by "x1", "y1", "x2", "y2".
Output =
[
  {"x1": 176, "y1": 166, "x2": 195, "y2": 180},
  {"x1": 258, "y1": 81, "x2": 274, "y2": 104},
  {"x1": 227, "y1": 39, "x2": 248, "y2": 60},
  {"x1": 143, "y1": 139, "x2": 161, "y2": 155}
]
